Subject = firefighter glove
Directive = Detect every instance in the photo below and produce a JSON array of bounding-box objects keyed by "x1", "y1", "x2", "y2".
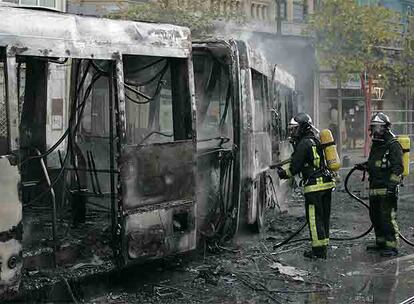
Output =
[{"x1": 277, "y1": 168, "x2": 289, "y2": 180}]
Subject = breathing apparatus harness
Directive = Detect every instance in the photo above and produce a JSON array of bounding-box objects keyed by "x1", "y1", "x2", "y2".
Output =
[{"x1": 299, "y1": 136, "x2": 334, "y2": 190}]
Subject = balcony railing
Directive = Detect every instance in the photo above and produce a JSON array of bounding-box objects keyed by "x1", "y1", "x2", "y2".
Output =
[{"x1": 237, "y1": 20, "x2": 307, "y2": 37}]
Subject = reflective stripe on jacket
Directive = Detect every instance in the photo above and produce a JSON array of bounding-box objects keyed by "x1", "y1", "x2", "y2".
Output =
[{"x1": 288, "y1": 132, "x2": 335, "y2": 193}]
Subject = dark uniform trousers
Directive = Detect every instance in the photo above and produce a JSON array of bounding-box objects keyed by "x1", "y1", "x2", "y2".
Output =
[
  {"x1": 305, "y1": 189, "x2": 332, "y2": 253},
  {"x1": 281, "y1": 133, "x2": 335, "y2": 256},
  {"x1": 369, "y1": 192, "x2": 399, "y2": 249}
]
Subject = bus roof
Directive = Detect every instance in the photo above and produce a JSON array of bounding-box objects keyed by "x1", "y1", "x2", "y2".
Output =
[
  {"x1": 0, "y1": 5, "x2": 191, "y2": 60},
  {"x1": 193, "y1": 39, "x2": 295, "y2": 90},
  {"x1": 246, "y1": 43, "x2": 295, "y2": 90}
]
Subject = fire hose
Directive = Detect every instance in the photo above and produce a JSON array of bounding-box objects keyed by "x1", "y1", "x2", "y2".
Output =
[
  {"x1": 273, "y1": 167, "x2": 414, "y2": 249},
  {"x1": 346, "y1": 167, "x2": 414, "y2": 247}
]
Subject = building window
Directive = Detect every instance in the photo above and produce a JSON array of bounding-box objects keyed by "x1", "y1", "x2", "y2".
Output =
[
  {"x1": 20, "y1": 0, "x2": 56, "y2": 8},
  {"x1": 251, "y1": 4, "x2": 256, "y2": 18},
  {"x1": 293, "y1": 1, "x2": 305, "y2": 22},
  {"x1": 39, "y1": 0, "x2": 55, "y2": 7},
  {"x1": 303, "y1": 0, "x2": 308, "y2": 16},
  {"x1": 221, "y1": 1, "x2": 227, "y2": 14},
  {"x1": 261, "y1": 5, "x2": 267, "y2": 20},
  {"x1": 276, "y1": 0, "x2": 287, "y2": 20},
  {"x1": 20, "y1": 0, "x2": 37, "y2": 5},
  {"x1": 0, "y1": 0, "x2": 19, "y2": 3},
  {"x1": 407, "y1": 5, "x2": 414, "y2": 16},
  {"x1": 233, "y1": 1, "x2": 239, "y2": 13},
  {"x1": 226, "y1": 1, "x2": 231, "y2": 14},
  {"x1": 236, "y1": 1, "x2": 241, "y2": 12}
]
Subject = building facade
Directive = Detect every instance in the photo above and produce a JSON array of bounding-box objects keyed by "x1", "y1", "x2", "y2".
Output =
[
  {"x1": 318, "y1": 0, "x2": 414, "y2": 158},
  {"x1": 66, "y1": 0, "x2": 315, "y2": 35}
]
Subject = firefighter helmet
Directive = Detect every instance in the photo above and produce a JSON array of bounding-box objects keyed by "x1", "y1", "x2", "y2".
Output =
[
  {"x1": 370, "y1": 112, "x2": 391, "y2": 127},
  {"x1": 288, "y1": 113, "x2": 313, "y2": 140},
  {"x1": 369, "y1": 112, "x2": 391, "y2": 139}
]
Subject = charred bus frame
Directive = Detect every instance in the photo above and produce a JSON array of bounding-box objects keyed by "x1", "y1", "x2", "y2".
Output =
[
  {"x1": 0, "y1": 5, "x2": 196, "y2": 298},
  {"x1": 193, "y1": 40, "x2": 296, "y2": 238},
  {"x1": 0, "y1": 6, "x2": 296, "y2": 299}
]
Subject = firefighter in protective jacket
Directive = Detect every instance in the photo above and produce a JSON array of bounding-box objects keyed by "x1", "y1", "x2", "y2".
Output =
[
  {"x1": 277, "y1": 113, "x2": 335, "y2": 259},
  {"x1": 355, "y1": 112, "x2": 403, "y2": 257}
]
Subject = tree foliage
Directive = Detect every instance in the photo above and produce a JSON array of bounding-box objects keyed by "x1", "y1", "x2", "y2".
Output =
[
  {"x1": 306, "y1": 0, "x2": 403, "y2": 84},
  {"x1": 107, "y1": 0, "x2": 245, "y2": 38},
  {"x1": 306, "y1": 0, "x2": 411, "y2": 154}
]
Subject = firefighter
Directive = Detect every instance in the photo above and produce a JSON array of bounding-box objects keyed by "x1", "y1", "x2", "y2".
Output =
[
  {"x1": 277, "y1": 113, "x2": 335, "y2": 259},
  {"x1": 355, "y1": 112, "x2": 403, "y2": 257}
]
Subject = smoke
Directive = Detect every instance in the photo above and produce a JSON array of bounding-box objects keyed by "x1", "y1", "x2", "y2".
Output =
[{"x1": 209, "y1": 19, "x2": 316, "y2": 120}]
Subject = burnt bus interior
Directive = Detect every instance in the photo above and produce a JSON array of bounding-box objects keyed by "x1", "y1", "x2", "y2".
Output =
[
  {"x1": 19, "y1": 57, "x2": 116, "y2": 270},
  {"x1": 193, "y1": 43, "x2": 240, "y2": 244},
  {"x1": 17, "y1": 53, "x2": 195, "y2": 271}
]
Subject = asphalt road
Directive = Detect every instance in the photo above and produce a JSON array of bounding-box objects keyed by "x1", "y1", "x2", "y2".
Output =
[{"x1": 78, "y1": 177, "x2": 414, "y2": 304}]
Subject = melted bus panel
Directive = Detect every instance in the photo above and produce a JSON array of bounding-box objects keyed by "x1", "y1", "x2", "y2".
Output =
[{"x1": 119, "y1": 55, "x2": 196, "y2": 264}]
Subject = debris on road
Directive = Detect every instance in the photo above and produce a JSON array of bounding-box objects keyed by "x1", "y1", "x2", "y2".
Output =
[{"x1": 269, "y1": 262, "x2": 308, "y2": 282}]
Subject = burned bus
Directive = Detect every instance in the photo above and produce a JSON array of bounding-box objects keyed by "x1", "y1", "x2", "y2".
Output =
[
  {"x1": 0, "y1": 5, "x2": 296, "y2": 299},
  {"x1": 193, "y1": 40, "x2": 296, "y2": 241},
  {"x1": 0, "y1": 5, "x2": 196, "y2": 298}
]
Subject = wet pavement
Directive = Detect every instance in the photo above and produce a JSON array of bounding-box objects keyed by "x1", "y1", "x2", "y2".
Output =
[{"x1": 75, "y1": 181, "x2": 414, "y2": 304}]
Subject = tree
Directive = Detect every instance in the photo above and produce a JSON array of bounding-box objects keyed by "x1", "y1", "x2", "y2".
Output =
[
  {"x1": 107, "y1": 0, "x2": 245, "y2": 38},
  {"x1": 306, "y1": 0, "x2": 404, "y2": 154}
]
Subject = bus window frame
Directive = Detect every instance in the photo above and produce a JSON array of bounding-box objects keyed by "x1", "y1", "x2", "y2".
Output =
[
  {"x1": 251, "y1": 69, "x2": 268, "y2": 133},
  {"x1": 122, "y1": 55, "x2": 193, "y2": 146},
  {"x1": 4, "y1": 48, "x2": 19, "y2": 154}
]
